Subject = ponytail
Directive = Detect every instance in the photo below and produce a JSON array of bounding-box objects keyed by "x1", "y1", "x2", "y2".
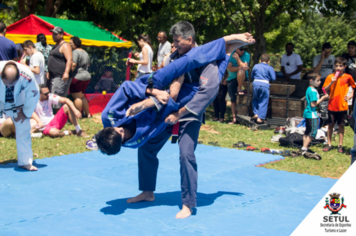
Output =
[{"x1": 138, "y1": 34, "x2": 152, "y2": 50}]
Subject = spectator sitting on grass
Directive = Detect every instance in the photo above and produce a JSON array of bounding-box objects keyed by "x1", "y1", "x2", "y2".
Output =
[
  {"x1": 301, "y1": 73, "x2": 328, "y2": 153},
  {"x1": 322, "y1": 57, "x2": 356, "y2": 153},
  {"x1": 95, "y1": 67, "x2": 118, "y2": 93},
  {"x1": 33, "y1": 84, "x2": 89, "y2": 138}
]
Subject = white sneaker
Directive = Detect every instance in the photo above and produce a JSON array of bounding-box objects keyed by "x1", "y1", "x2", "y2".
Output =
[{"x1": 31, "y1": 133, "x2": 43, "y2": 138}]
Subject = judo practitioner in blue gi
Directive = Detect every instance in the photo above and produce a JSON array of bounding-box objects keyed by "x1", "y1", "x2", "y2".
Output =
[
  {"x1": 95, "y1": 22, "x2": 255, "y2": 219},
  {"x1": 250, "y1": 54, "x2": 276, "y2": 124}
]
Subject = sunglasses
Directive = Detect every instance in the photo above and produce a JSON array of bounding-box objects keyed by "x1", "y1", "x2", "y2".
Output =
[{"x1": 42, "y1": 92, "x2": 49, "y2": 96}]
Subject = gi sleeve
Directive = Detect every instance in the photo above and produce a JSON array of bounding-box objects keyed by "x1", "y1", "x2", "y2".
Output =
[
  {"x1": 269, "y1": 66, "x2": 276, "y2": 82},
  {"x1": 184, "y1": 62, "x2": 219, "y2": 116},
  {"x1": 22, "y1": 75, "x2": 40, "y2": 118}
]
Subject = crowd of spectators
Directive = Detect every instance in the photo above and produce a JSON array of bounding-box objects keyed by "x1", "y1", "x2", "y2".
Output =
[{"x1": 0, "y1": 23, "x2": 91, "y2": 148}]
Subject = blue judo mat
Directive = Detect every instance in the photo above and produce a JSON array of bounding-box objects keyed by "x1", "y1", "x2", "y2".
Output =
[{"x1": 0, "y1": 144, "x2": 337, "y2": 236}]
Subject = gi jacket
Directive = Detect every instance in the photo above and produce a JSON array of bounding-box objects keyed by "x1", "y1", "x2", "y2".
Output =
[{"x1": 0, "y1": 61, "x2": 39, "y2": 118}]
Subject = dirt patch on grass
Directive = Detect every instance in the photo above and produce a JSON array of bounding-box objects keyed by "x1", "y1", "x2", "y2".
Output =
[
  {"x1": 200, "y1": 125, "x2": 220, "y2": 134},
  {"x1": 92, "y1": 113, "x2": 102, "y2": 124}
]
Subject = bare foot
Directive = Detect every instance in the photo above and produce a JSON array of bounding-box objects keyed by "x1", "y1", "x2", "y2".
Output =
[
  {"x1": 224, "y1": 33, "x2": 256, "y2": 55},
  {"x1": 19, "y1": 164, "x2": 38, "y2": 171},
  {"x1": 76, "y1": 130, "x2": 89, "y2": 138},
  {"x1": 127, "y1": 191, "x2": 155, "y2": 203},
  {"x1": 176, "y1": 205, "x2": 192, "y2": 219}
]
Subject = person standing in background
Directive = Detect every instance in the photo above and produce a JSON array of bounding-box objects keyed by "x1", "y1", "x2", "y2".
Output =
[
  {"x1": 313, "y1": 43, "x2": 335, "y2": 88},
  {"x1": 213, "y1": 71, "x2": 228, "y2": 122},
  {"x1": 22, "y1": 40, "x2": 45, "y2": 85},
  {"x1": 47, "y1": 27, "x2": 73, "y2": 112},
  {"x1": 35, "y1": 33, "x2": 53, "y2": 86},
  {"x1": 0, "y1": 22, "x2": 19, "y2": 61},
  {"x1": 69, "y1": 36, "x2": 92, "y2": 118},
  {"x1": 157, "y1": 31, "x2": 171, "y2": 68},
  {"x1": 126, "y1": 34, "x2": 153, "y2": 79},
  {"x1": 281, "y1": 43, "x2": 303, "y2": 80}
]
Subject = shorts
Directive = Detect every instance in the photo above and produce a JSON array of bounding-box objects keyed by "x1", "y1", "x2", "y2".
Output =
[
  {"x1": 227, "y1": 79, "x2": 237, "y2": 102},
  {"x1": 70, "y1": 78, "x2": 91, "y2": 93},
  {"x1": 327, "y1": 110, "x2": 347, "y2": 126},
  {"x1": 305, "y1": 118, "x2": 318, "y2": 138},
  {"x1": 51, "y1": 76, "x2": 73, "y2": 109},
  {"x1": 43, "y1": 107, "x2": 68, "y2": 136}
]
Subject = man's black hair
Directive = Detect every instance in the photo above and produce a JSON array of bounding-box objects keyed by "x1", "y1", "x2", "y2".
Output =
[
  {"x1": 37, "y1": 33, "x2": 47, "y2": 47},
  {"x1": 286, "y1": 42, "x2": 294, "y2": 48},
  {"x1": 335, "y1": 57, "x2": 347, "y2": 66},
  {"x1": 0, "y1": 22, "x2": 6, "y2": 33},
  {"x1": 96, "y1": 128, "x2": 122, "y2": 155},
  {"x1": 347, "y1": 40, "x2": 356, "y2": 47},
  {"x1": 169, "y1": 21, "x2": 195, "y2": 41},
  {"x1": 322, "y1": 42, "x2": 332, "y2": 50}
]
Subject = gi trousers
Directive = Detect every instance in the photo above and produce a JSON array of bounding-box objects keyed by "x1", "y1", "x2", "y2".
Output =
[{"x1": 137, "y1": 120, "x2": 201, "y2": 208}]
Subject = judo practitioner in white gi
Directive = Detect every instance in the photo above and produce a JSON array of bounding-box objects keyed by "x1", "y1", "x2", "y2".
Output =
[{"x1": 0, "y1": 61, "x2": 39, "y2": 171}]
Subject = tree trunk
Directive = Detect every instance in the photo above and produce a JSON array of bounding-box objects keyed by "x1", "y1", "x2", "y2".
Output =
[{"x1": 18, "y1": 0, "x2": 27, "y2": 18}]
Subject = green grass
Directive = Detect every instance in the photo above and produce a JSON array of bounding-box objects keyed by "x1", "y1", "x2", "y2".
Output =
[{"x1": 0, "y1": 106, "x2": 353, "y2": 179}]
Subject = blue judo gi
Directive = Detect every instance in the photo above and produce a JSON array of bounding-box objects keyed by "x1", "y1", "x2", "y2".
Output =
[
  {"x1": 102, "y1": 38, "x2": 228, "y2": 148},
  {"x1": 251, "y1": 62, "x2": 276, "y2": 120},
  {"x1": 101, "y1": 38, "x2": 229, "y2": 208}
]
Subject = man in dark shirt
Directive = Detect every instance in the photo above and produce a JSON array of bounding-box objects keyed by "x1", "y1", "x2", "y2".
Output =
[{"x1": 0, "y1": 22, "x2": 18, "y2": 61}]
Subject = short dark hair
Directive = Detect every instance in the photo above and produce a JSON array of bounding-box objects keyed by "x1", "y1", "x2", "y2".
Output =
[
  {"x1": 286, "y1": 43, "x2": 294, "y2": 48},
  {"x1": 38, "y1": 84, "x2": 48, "y2": 90},
  {"x1": 96, "y1": 128, "x2": 122, "y2": 155},
  {"x1": 347, "y1": 40, "x2": 356, "y2": 47},
  {"x1": 322, "y1": 42, "x2": 332, "y2": 50},
  {"x1": 260, "y1": 54, "x2": 270, "y2": 63},
  {"x1": 307, "y1": 72, "x2": 321, "y2": 81},
  {"x1": 23, "y1": 40, "x2": 35, "y2": 49},
  {"x1": 0, "y1": 22, "x2": 6, "y2": 33},
  {"x1": 169, "y1": 21, "x2": 195, "y2": 41},
  {"x1": 335, "y1": 57, "x2": 347, "y2": 66},
  {"x1": 71, "y1": 36, "x2": 82, "y2": 48}
]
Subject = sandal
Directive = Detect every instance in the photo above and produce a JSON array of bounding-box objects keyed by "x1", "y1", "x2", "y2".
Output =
[
  {"x1": 246, "y1": 146, "x2": 259, "y2": 151},
  {"x1": 291, "y1": 150, "x2": 302, "y2": 158},
  {"x1": 338, "y1": 146, "x2": 344, "y2": 153},
  {"x1": 212, "y1": 118, "x2": 219, "y2": 122},
  {"x1": 208, "y1": 141, "x2": 220, "y2": 146},
  {"x1": 261, "y1": 148, "x2": 271, "y2": 153},
  {"x1": 322, "y1": 145, "x2": 332, "y2": 152},
  {"x1": 303, "y1": 151, "x2": 322, "y2": 160},
  {"x1": 233, "y1": 141, "x2": 251, "y2": 148},
  {"x1": 198, "y1": 141, "x2": 203, "y2": 144},
  {"x1": 228, "y1": 119, "x2": 238, "y2": 124}
]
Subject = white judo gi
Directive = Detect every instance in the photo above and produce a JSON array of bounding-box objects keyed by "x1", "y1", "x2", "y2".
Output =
[{"x1": 0, "y1": 61, "x2": 39, "y2": 166}]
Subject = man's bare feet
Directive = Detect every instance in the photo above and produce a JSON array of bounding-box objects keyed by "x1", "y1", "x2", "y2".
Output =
[
  {"x1": 127, "y1": 191, "x2": 155, "y2": 203},
  {"x1": 76, "y1": 130, "x2": 89, "y2": 138},
  {"x1": 176, "y1": 205, "x2": 192, "y2": 219},
  {"x1": 224, "y1": 33, "x2": 256, "y2": 55},
  {"x1": 19, "y1": 164, "x2": 38, "y2": 171}
]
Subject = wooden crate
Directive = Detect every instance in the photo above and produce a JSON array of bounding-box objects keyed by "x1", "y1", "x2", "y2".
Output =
[
  {"x1": 244, "y1": 82, "x2": 296, "y2": 96},
  {"x1": 269, "y1": 98, "x2": 304, "y2": 118}
]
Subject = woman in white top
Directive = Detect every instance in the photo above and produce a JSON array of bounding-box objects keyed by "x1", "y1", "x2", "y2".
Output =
[{"x1": 126, "y1": 34, "x2": 153, "y2": 79}]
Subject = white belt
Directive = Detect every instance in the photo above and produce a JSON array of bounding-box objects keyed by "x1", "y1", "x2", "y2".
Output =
[{"x1": 254, "y1": 79, "x2": 269, "y2": 84}]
